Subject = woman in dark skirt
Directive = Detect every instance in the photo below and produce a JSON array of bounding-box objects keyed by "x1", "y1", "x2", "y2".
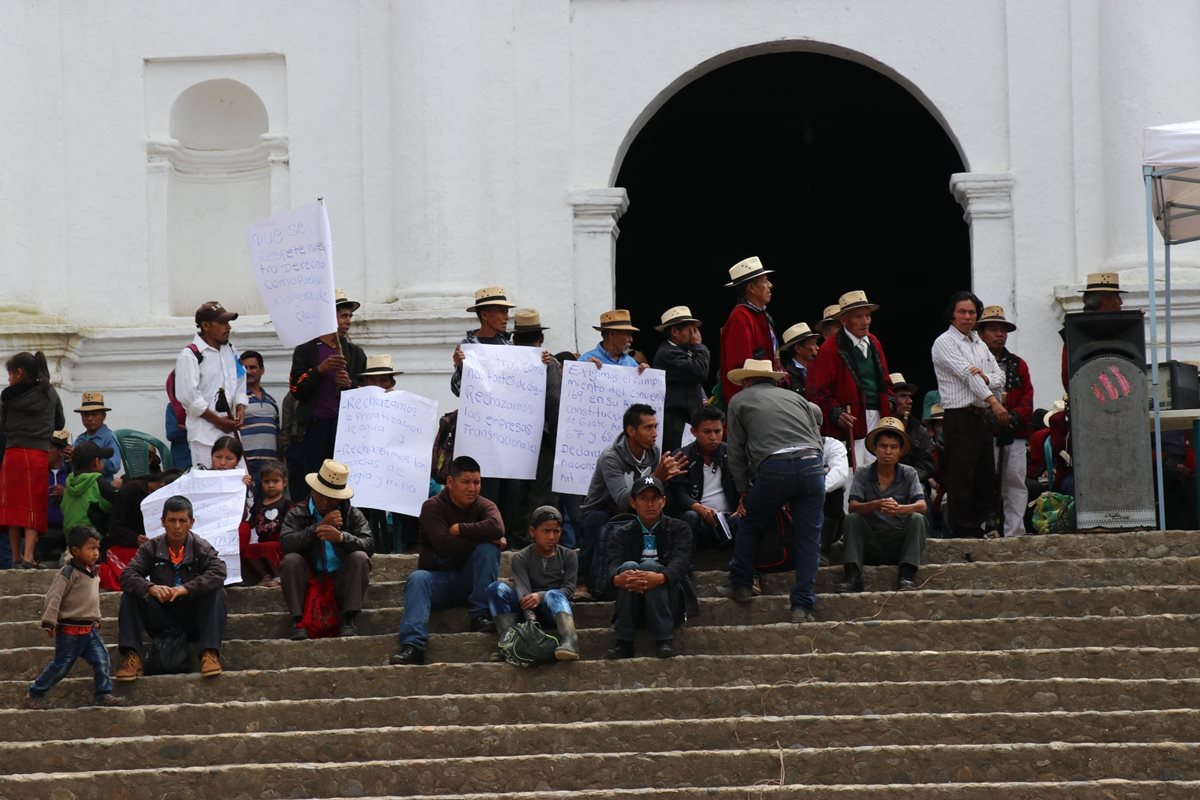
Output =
[{"x1": 1, "y1": 351, "x2": 65, "y2": 567}]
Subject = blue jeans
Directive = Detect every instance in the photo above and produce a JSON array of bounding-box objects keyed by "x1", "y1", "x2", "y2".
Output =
[
  {"x1": 730, "y1": 454, "x2": 825, "y2": 611},
  {"x1": 486, "y1": 582, "x2": 574, "y2": 627},
  {"x1": 397, "y1": 543, "x2": 500, "y2": 648},
  {"x1": 613, "y1": 559, "x2": 680, "y2": 641},
  {"x1": 29, "y1": 628, "x2": 112, "y2": 700}
]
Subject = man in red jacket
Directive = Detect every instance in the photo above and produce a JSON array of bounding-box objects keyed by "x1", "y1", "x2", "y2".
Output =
[
  {"x1": 719, "y1": 256, "x2": 780, "y2": 405},
  {"x1": 810, "y1": 290, "x2": 895, "y2": 468},
  {"x1": 978, "y1": 306, "x2": 1034, "y2": 537}
]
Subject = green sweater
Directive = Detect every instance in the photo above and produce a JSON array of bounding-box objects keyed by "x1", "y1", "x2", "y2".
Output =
[{"x1": 61, "y1": 472, "x2": 115, "y2": 534}]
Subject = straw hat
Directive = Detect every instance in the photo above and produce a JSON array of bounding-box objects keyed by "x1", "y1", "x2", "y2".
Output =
[
  {"x1": 1043, "y1": 398, "x2": 1067, "y2": 429},
  {"x1": 865, "y1": 416, "x2": 911, "y2": 456},
  {"x1": 305, "y1": 459, "x2": 355, "y2": 501},
  {"x1": 724, "y1": 256, "x2": 774, "y2": 288},
  {"x1": 889, "y1": 373, "x2": 918, "y2": 393},
  {"x1": 74, "y1": 392, "x2": 111, "y2": 413},
  {"x1": 50, "y1": 429, "x2": 70, "y2": 448},
  {"x1": 1081, "y1": 272, "x2": 1126, "y2": 293},
  {"x1": 727, "y1": 358, "x2": 786, "y2": 386},
  {"x1": 838, "y1": 290, "x2": 879, "y2": 315},
  {"x1": 977, "y1": 305, "x2": 1017, "y2": 332},
  {"x1": 360, "y1": 354, "x2": 404, "y2": 378},
  {"x1": 513, "y1": 309, "x2": 549, "y2": 333},
  {"x1": 335, "y1": 288, "x2": 361, "y2": 312},
  {"x1": 655, "y1": 306, "x2": 702, "y2": 333},
  {"x1": 924, "y1": 403, "x2": 945, "y2": 422},
  {"x1": 816, "y1": 304, "x2": 842, "y2": 335},
  {"x1": 466, "y1": 286, "x2": 517, "y2": 312},
  {"x1": 593, "y1": 309, "x2": 640, "y2": 332},
  {"x1": 779, "y1": 323, "x2": 821, "y2": 352}
]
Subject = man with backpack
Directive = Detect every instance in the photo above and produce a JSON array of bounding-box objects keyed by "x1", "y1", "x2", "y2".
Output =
[{"x1": 172, "y1": 301, "x2": 248, "y2": 469}]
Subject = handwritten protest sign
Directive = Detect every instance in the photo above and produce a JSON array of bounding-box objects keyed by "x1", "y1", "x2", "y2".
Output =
[
  {"x1": 552, "y1": 362, "x2": 666, "y2": 495},
  {"x1": 333, "y1": 387, "x2": 439, "y2": 517},
  {"x1": 141, "y1": 469, "x2": 248, "y2": 585},
  {"x1": 455, "y1": 344, "x2": 547, "y2": 480},
  {"x1": 246, "y1": 201, "x2": 338, "y2": 348}
]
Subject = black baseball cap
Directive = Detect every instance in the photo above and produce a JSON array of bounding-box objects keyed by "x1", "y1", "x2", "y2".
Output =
[
  {"x1": 630, "y1": 476, "x2": 665, "y2": 498},
  {"x1": 72, "y1": 440, "x2": 114, "y2": 471},
  {"x1": 195, "y1": 301, "x2": 238, "y2": 326}
]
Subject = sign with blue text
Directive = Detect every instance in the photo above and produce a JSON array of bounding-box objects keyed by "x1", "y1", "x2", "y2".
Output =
[
  {"x1": 141, "y1": 469, "x2": 248, "y2": 586},
  {"x1": 455, "y1": 344, "x2": 547, "y2": 480},
  {"x1": 246, "y1": 201, "x2": 338, "y2": 348},
  {"x1": 333, "y1": 387, "x2": 439, "y2": 517}
]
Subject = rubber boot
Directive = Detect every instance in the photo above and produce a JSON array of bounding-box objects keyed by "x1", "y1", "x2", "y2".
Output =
[
  {"x1": 490, "y1": 612, "x2": 519, "y2": 662},
  {"x1": 553, "y1": 611, "x2": 580, "y2": 661}
]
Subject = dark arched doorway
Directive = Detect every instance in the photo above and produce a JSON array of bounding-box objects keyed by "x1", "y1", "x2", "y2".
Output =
[{"x1": 615, "y1": 51, "x2": 969, "y2": 403}]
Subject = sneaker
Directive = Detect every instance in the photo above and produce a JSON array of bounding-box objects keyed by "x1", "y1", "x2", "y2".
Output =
[
  {"x1": 288, "y1": 625, "x2": 309, "y2": 641},
  {"x1": 389, "y1": 644, "x2": 426, "y2": 666},
  {"x1": 199, "y1": 650, "x2": 222, "y2": 677},
  {"x1": 469, "y1": 616, "x2": 496, "y2": 633},
  {"x1": 93, "y1": 694, "x2": 128, "y2": 708},
  {"x1": 22, "y1": 693, "x2": 49, "y2": 710},
  {"x1": 114, "y1": 651, "x2": 143, "y2": 682}
]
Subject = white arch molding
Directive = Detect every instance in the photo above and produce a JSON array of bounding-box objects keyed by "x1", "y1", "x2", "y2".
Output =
[{"x1": 568, "y1": 40, "x2": 1016, "y2": 342}]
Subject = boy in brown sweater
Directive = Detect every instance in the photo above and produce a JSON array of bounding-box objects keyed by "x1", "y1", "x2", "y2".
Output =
[{"x1": 24, "y1": 526, "x2": 126, "y2": 708}]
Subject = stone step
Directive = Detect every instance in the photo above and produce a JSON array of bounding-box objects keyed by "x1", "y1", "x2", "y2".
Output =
[
  {"x1": 358, "y1": 783, "x2": 1200, "y2": 800},
  {"x1": 2, "y1": 553, "x2": 1197, "y2": 626},
  {"x1": 4, "y1": 646, "x2": 1195, "y2": 709},
  {"x1": 5, "y1": 709, "x2": 1197, "y2": 775},
  {"x1": 5, "y1": 677, "x2": 1196, "y2": 740},
  {"x1": 1, "y1": 743, "x2": 1196, "y2": 798},
  {"x1": 5, "y1": 612, "x2": 1199, "y2": 677},
  {"x1": 3, "y1": 584, "x2": 1195, "y2": 649}
]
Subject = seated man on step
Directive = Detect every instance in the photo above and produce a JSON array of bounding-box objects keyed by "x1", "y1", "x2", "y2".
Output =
[
  {"x1": 836, "y1": 417, "x2": 928, "y2": 593},
  {"x1": 390, "y1": 456, "x2": 505, "y2": 666},
  {"x1": 486, "y1": 505, "x2": 580, "y2": 661},
  {"x1": 604, "y1": 476, "x2": 696, "y2": 660}
]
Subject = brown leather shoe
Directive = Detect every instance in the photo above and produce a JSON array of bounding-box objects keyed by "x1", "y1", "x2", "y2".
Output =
[
  {"x1": 94, "y1": 694, "x2": 129, "y2": 707},
  {"x1": 199, "y1": 650, "x2": 222, "y2": 678},
  {"x1": 114, "y1": 651, "x2": 143, "y2": 683}
]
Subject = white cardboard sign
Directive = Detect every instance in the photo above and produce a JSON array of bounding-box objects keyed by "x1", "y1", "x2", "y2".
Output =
[
  {"x1": 141, "y1": 469, "x2": 248, "y2": 586},
  {"x1": 455, "y1": 344, "x2": 547, "y2": 480}
]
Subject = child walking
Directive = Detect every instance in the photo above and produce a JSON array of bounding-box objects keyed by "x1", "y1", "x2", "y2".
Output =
[{"x1": 25, "y1": 526, "x2": 127, "y2": 708}]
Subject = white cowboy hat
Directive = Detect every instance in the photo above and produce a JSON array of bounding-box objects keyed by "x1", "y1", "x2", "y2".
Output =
[
  {"x1": 727, "y1": 358, "x2": 786, "y2": 386},
  {"x1": 593, "y1": 309, "x2": 640, "y2": 332},
  {"x1": 865, "y1": 416, "x2": 912, "y2": 457},
  {"x1": 838, "y1": 290, "x2": 880, "y2": 315},
  {"x1": 654, "y1": 306, "x2": 702, "y2": 333},
  {"x1": 1080, "y1": 272, "x2": 1126, "y2": 294},
  {"x1": 465, "y1": 286, "x2": 517, "y2": 312},
  {"x1": 305, "y1": 459, "x2": 355, "y2": 501},
  {"x1": 724, "y1": 256, "x2": 774, "y2": 288},
  {"x1": 360, "y1": 354, "x2": 404, "y2": 378}
]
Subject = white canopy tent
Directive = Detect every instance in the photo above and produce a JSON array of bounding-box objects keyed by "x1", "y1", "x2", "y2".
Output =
[{"x1": 1142, "y1": 120, "x2": 1200, "y2": 529}]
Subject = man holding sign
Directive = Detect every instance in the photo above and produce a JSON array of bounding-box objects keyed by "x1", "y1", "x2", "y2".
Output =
[{"x1": 288, "y1": 289, "x2": 367, "y2": 501}]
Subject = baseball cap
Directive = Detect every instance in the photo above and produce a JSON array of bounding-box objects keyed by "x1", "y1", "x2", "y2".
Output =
[
  {"x1": 195, "y1": 301, "x2": 239, "y2": 326},
  {"x1": 630, "y1": 475, "x2": 665, "y2": 498},
  {"x1": 529, "y1": 505, "x2": 563, "y2": 526},
  {"x1": 72, "y1": 440, "x2": 114, "y2": 471}
]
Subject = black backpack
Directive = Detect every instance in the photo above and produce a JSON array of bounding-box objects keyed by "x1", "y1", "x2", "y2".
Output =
[{"x1": 588, "y1": 513, "x2": 635, "y2": 601}]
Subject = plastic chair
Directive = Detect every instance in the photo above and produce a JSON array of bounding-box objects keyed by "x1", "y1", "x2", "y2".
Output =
[{"x1": 112, "y1": 429, "x2": 173, "y2": 477}]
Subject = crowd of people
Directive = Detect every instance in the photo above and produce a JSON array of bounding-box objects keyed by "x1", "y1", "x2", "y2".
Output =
[{"x1": 6, "y1": 258, "x2": 1135, "y2": 707}]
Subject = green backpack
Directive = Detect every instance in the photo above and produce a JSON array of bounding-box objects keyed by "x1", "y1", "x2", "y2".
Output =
[
  {"x1": 1029, "y1": 438, "x2": 1075, "y2": 534},
  {"x1": 498, "y1": 620, "x2": 560, "y2": 668}
]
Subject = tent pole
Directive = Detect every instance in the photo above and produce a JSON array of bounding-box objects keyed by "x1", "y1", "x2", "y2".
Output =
[
  {"x1": 1165, "y1": 230, "x2": 1173, "y2": 363},
  {"x1": 1146, "y1": 167, "x2": 1167, "y2": 530}
]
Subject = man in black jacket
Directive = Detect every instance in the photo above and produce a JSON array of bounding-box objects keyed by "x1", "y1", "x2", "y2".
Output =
[
  {"x1": 115, "y1": 495, "x2": 228, "y2": 681},
  {"x1": 604, "y1": 476, "x2": 695, "y2": 659},
  {"x1": 652, "y1": 306, "x2": 710, "y2": 452},
  {"x1": 288, "y1": 289, "x2": 367, "y2": 500},
  {"x1": 668, "y1": 406, "x2": 742, "y2": 548},
  {"x1": 279, "y1": 460, "x2": 374, "y2": 639}
]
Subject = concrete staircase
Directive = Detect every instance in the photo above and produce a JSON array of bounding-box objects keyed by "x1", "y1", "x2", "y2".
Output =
[{"x1": 1, "y1": 531, "x2": 1197, "y2": 798}]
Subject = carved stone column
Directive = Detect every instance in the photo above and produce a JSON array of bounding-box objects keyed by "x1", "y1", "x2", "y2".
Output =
[
  {"x1": 950, "y1": 172, "x2": 1017, "y2": 313},
  {"x1": 567, "y1": 188, "x2": 629, "y2": 351}
]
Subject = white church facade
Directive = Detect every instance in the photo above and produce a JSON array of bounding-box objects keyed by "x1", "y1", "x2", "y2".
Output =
[{"x1": 2, "y1": 0, "x2": 1199, "y2": 433}]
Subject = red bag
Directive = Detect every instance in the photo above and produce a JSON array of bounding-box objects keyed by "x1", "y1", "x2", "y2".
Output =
[
  {"x1": 98, "y1": 546, "x2": 138, "y2": 592},
  {"x1": 299, "y1": 574, "x2": 341, "y2": 639}
]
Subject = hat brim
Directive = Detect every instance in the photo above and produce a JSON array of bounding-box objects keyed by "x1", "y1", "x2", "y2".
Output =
[
  {"x1": 74, "y1": 405, "x2": 111, "y2": 413},
  {"x1": 865, "y1": 427, "x2": 911, "y2": 457},
  {"x1": 1080, "y1": 286, "x2": 1127, "y2": 294},
  {"x1": 514, "y1": 325, "x2": 549, "y2": 333},
  {"x1": 838, "y1": 302, "x2": 880, "y2": 316},
  {"x1": 305, "y1": 473, "x2": 354, "y2": 500},
  {"x1": 359, "y1": 369, "x2": 404, "y2": 378},
  {"x1": 654, "y1": 317, "x2": 702, "y2": 333},
  {"x1": 630, "y1": 484, "x2": 665, "y2": 498},
  {"x1": 336, "y1": 300, "x2": 362, "y2": 312},
  {"x1": 727, "y1": 367, "x2": 786, "y2": 386},
  {"x1": 892, "y1": 382, "x2": 918, "y2": 394},
  {"x1": 594, "y1": 324, "x2": 640, "y2": 332},
  {"x1": 723, "y1": 269, "x2": 775, "y2": 289},
  {"x1": 466, "y1": 300, "x2": 517, "y2": 312},
  {"x1": 779, "y1": 333, "x2": 821, "y2": 352},
  {"x1": 977, "y1": 318, "x2": 1017, "y2": 332}
]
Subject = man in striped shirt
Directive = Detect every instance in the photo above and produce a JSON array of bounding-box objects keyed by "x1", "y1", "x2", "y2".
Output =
[
  {"x1": 930, "y1": 292, "x2": 1009, "y2": 537},
  {"x1": 239, "y1": 350, "x2": 281, "y2": 485}
]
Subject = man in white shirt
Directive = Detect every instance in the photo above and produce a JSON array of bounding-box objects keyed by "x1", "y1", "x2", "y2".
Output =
[
  {"x1": 930, "y1": 291, "x2": 1009, "y2": 537},
  {"x1": 820, "y1": 436, "x2": 852, "y2": 560},
  {"x1": 174, "y1": 301, "x2": 248, "y2": 468}
]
